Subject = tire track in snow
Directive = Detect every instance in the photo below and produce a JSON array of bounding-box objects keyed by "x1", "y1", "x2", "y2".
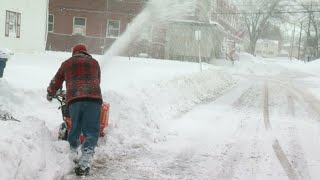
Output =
[
  {"x1": 231, "y1": 83, "x2": 255, "y2": 108},
  {"x1": 286, "y1": 90, "x2": 311, "y2": 180},
  {"x1": 265, "y1": 81, "x2": 300, "y2": 180},
  {"x1": 263, "y1": 81, "x2": 271, "y2": 130},
  {"x1": 236, "y1": 71, "x2": 313, "y2": 180},
  {"x1": 287, "y1": 126, "x2": 311, "y2": 180},
  {"x1": 272, "y1": 140, "x2": 299, "y2": 180}
]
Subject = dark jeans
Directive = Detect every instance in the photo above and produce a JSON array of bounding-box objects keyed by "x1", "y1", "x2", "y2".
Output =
[
  {"x1": 0, "y1": 59, "x2": 7, "y2": 78},
  {"x1": 68, "y1": 100, "x2": 101, "y2": 155}
]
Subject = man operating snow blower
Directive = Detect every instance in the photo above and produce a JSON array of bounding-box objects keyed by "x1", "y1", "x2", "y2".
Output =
[{"x1": 47, "y1": 44, "x2": 102, "y2": 176}]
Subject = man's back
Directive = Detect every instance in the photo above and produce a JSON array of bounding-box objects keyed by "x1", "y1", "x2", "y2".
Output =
[
  {"x1": 63, "y1": 53, "x2": 102, "y2": 103},
  {"x1": 48, "y1": 52, "x2": 102, "y2": 104}
]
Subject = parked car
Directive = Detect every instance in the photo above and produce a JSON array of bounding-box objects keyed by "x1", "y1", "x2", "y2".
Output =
[
  {"x1": 0, "y1": 48, "x2": 14, "y2": 58},
  {"x1": 0, "y1": 48, "x2": 14, "y2": 78}
]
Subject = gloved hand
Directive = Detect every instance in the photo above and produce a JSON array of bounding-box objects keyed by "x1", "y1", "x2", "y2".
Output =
[{"x1": 47, "y1": 94, "x2": 53, "y2": 102}]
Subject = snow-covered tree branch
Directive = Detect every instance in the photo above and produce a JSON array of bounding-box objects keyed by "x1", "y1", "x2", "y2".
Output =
[{"x1": 236, "y1": 0, "x2": 282, "y2": 54}]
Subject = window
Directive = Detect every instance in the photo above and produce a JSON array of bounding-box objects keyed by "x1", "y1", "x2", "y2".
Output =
[
  {"x1": 73, "y1": 17, "x2": 86, "y2": 35},
  {"x1": 5, "y1": 10, "x2": 21, "y2": 38},
  {"x1": 107, "y1": 20, "x2": 120, "y2": 38},
  {"x1": 48, "y1": 14, "x2": 54, "y2": 32}
]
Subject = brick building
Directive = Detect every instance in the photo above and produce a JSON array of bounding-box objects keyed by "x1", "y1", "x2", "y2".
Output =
[{"x1": 46, "y1": 0, "x2": 145, "y2": 54}]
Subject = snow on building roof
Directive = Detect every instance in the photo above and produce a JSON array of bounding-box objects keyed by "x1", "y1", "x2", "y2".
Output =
[
  {"x1": 280, "y1": 49, "x2": 289, "y2": 55},
  {"x1": 170, "y1": 19, "x2": 225, "y2": 30},
  {"x1": 283, "y1": 43, "x2": 291, "y2": 47},
  {"x1": 257, "y1": 39, "x2": 279, "y2": 45}
]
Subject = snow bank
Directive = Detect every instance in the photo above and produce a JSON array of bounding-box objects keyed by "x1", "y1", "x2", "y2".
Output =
[
  {"x1": 0, "y1": 81, "x2": 71, "y2": 180},
  {"x1": 257, "y1": 56, "x2": 320, "y2": 78},
  {"x1": 211, "y1": 53, "x2": 288, "y2": 77},
  {"x1": 98, "y1": 69, "x2": 235, "y2": 157},
  {"x1": 305, "y1": 59, "x2": 320, "y2": 76},
  {"x1": 0, "y1": 118, "x2": 71, "y2": 180}
]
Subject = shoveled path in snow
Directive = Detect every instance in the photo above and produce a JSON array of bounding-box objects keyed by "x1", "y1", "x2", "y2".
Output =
[{"x1": 79, "y1": 69, "x2": 320, "y2": 180}]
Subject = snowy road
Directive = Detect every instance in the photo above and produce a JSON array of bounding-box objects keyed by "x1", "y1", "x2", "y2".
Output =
[{"x1": 81, "y1": 69, "x2": 320, "y2": 180}]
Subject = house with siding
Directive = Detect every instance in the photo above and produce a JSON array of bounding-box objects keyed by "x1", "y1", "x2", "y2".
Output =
[
  {"x1": 255, "y1": 39, "x2": 280, "y2": 58},
  {"x1": 0, "y1": 0, "x2": 48, "y2": 52},
  {"x1": 161, "y1": 0, "x2": 242, "y2": 61},
  {"x1": 133, "y1": 0, "x2": 242, "y2": 61}
]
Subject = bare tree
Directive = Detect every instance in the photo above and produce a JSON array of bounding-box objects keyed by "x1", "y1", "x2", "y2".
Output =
[
  {"x1": 300, "y1": 2, "x2": 320, "y2": 59},
  {"x1": 236, "y1": 0, "x2": 282, "y2": 54}
]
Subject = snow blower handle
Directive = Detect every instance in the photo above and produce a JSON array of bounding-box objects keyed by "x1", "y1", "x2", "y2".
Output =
[
  {"x1": 52, "y1": 89, "x2": 66, "y2": 101},
  {"x1": 52, "y1": 89, "x2": 67, "y2": 110},
  {"x1": 51, "y1": 89, "x2": 69, "y2": 121}
]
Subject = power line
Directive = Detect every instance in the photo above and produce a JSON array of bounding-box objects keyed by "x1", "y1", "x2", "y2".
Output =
[
  {"x1": 234, "y1": 4, "x2": 320, "y2": 7},
  {"x1": 213, "y1": 10, "x2": 320, "y2": 15}
]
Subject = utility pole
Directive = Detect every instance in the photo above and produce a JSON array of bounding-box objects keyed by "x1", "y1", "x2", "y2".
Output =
[
  {"x1": 290, "y1": 26, "x2": 296, "y2": 60},
  {"x1": 298, "y1": 21, "x2": 303, "y2": 61},
  {"x1": 306, "y1": 3, "x2": 312, "y2": 62},
  {"x1": 195, "y1": 30, "x2": 202, "y2": 71}
]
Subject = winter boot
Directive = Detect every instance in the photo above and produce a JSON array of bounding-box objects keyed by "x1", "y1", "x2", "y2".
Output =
[
  {"x1": 75, "y1": 164, "x2": 90, "y2": 176},
  {"x1": 75, "y1": 149, "x2": 93, "y2": 176}
]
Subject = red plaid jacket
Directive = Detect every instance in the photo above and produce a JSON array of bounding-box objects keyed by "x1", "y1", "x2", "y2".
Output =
[{"x1": 47, "y1": 52, "x2": 102, "y2": 104}]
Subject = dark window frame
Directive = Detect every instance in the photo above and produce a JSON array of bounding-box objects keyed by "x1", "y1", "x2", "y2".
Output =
[
  {"x1": 5, "y1": 10, "x2": 21, "y2": 38},
  {"x1": 48, "y1": 14, "x2": 54, "y2": 33},
  {"x1": 107, "y1": 20, "x2": 120, "y2": 38},
  {"x1": 73, "y1": 16, "x2": 86, "y2": 35}
]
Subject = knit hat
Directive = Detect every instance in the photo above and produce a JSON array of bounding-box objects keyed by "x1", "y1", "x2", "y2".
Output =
[{"x1": 72, "y1": 44, "x2": 87, "y2": 56}]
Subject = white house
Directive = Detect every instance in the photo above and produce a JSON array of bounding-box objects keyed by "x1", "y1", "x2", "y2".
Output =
[
  {"x1": 255, "y1": 39, "x2": 279, "y2": 58},
  {"x1": 0, "y1": 0, "x2": 48, "y2": 52}
]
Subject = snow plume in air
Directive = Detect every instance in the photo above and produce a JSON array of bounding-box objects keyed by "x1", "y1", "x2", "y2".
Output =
[{"x1": 101, "y1": 0, "x2": 196, "y2": 68}]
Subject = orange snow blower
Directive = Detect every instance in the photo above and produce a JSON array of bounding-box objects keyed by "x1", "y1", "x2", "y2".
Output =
[{"x1": 54, "y1": 89, "x2": 109, "y2": 143}]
